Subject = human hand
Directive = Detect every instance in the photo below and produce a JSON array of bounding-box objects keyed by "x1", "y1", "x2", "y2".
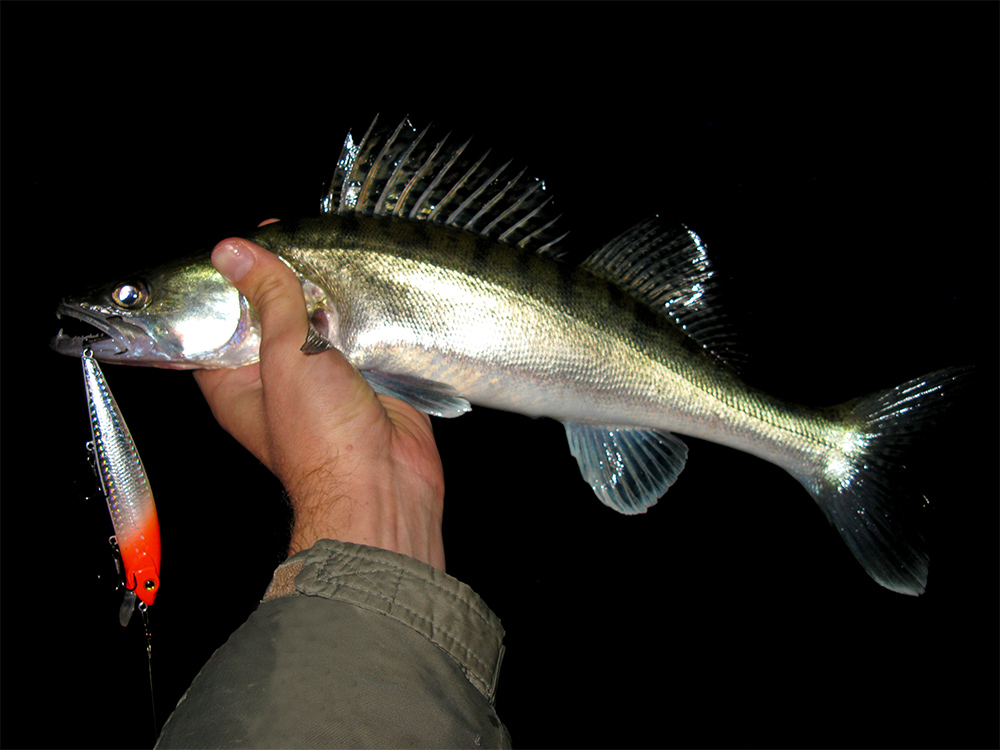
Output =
[{"x1": 193, "y1": 227, "x2": 446, "y2": 571}]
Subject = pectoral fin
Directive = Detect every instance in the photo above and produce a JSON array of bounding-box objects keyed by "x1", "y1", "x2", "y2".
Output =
[
  {"x1": 297, "y1": 321, "x2": 471, "y2": 418},
  {"x1": 564, "y1": 423, "x2": 688, "y2": 514},
  {"x1": 362, "y1": 370, "x2": 472, "y2": 418},
  {"x1": 300, "y1": 324, "x2": 333, "y2": 354}
]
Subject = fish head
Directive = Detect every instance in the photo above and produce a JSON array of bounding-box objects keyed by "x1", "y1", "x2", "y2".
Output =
[{"x1": 51, "y1": 255, "x2": 262, "y2": 369}]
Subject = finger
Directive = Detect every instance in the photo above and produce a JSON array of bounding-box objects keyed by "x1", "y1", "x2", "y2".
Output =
[
  {"x1": 211, "y1": 237, "x2": 308, "y2": 360},
  {"x1": 193, "y1": 364, "x2": 262, "y2": 424},
  {"x1": 192, "y1": 365, "x2": 270, "y2": 464}
]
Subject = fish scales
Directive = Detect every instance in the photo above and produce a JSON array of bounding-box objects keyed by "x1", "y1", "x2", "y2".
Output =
[{"x1": 251, "y1": 214, "x2": 838, "y2": 471}]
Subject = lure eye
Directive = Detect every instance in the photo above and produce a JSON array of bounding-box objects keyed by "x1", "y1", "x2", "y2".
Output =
[{"x1": 112, "y1": 280, "x2": 149, "y2": 310}]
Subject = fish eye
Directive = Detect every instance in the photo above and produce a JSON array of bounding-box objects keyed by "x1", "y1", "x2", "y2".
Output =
[{"x1": 112, "y1": 280, "x2": 150, "y2": 310}]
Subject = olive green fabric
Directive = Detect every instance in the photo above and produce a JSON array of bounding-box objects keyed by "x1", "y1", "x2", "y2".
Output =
[{"x1": 156, "y1": 540, "x2": 509, "y2": 749}]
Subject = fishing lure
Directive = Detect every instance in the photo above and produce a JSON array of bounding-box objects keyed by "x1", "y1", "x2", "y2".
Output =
[{"x1": 81, "y1": 349, "x2": 161, "y2": 624}]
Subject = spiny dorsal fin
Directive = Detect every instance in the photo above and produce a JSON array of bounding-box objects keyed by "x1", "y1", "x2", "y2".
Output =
[
  {"x1": 582, "y1": 216, "x2": 741, "y2": 365},
  {"x1": 321, "y1": 116, "x2": 568, "y2": 256}
]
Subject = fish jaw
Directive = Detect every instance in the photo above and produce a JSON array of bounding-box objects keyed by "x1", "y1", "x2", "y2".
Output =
[
  {"x1": 50, "y1": 256, "x2": 264, "y2": 369},
  {"x1": 52, "y1": 302, "x2": 174, "y2": 363},
  {"x1": 52, "y1": 296, "x2": 262, "y2": 368}
]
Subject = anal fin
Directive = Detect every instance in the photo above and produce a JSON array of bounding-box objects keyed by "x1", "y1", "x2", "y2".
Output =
[{"x1": 564, "y1": 423, "x2": 688, "y2": 514}]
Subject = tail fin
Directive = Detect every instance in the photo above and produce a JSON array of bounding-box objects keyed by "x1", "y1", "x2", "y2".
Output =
[{"x1": 791, "y1": 367, "x2": 972, "y2": 595}]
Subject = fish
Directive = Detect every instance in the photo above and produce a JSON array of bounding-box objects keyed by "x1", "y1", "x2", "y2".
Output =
[
  {"x1": 81, "y1": 349, "x2": 161, "y2": 622},
  {"x1": 51, "y1": 116, "x2": 969, "y2": 596}
]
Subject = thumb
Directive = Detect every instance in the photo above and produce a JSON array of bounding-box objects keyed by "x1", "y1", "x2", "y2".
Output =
[
  {"x1": 210, "y1": 234, "x2": 378, "y2": 417},
  {"x1": 211, "y1": 236, "x2": 309, "y2": 359}
]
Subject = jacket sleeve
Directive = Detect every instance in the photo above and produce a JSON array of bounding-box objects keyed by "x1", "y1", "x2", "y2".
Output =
[{"x1": 155, "y1": 539, "x2": 510, "y2": 749}]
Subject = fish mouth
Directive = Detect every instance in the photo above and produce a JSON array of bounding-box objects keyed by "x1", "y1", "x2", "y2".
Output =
[{"x1": 51, "y1": 303, "x2": 148, "y2": 358}]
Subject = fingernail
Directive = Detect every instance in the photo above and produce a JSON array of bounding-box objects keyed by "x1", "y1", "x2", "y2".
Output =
[{"x1": 212, "y1": 239, "x2": 255, "y2": 283}]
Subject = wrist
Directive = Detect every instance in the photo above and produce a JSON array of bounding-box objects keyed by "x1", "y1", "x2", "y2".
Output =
[{"x1": 285, "y1": 467, "x2": 445, "y2": 571}]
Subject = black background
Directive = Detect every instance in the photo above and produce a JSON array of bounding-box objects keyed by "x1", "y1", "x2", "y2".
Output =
[{"x1": 3, "y1": 3, "x2": 997, "y2": 749}]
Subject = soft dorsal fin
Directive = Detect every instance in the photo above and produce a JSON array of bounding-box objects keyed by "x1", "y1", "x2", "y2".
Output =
[
  {"x1": 582, "y1": 217, "x2": 740, "y2": 364},
  {"x1": 321, "y1": 115, "x2": 568, "y2": 256}
]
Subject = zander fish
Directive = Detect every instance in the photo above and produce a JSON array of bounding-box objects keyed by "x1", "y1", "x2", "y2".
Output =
[{"x1": 51, "y1": 117, "x2": 968, "y2": 595}]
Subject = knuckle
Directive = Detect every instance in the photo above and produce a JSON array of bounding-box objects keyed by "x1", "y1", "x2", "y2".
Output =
[{"x1": 250, "y1": 270, "x2": 293, "y2": 312}]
